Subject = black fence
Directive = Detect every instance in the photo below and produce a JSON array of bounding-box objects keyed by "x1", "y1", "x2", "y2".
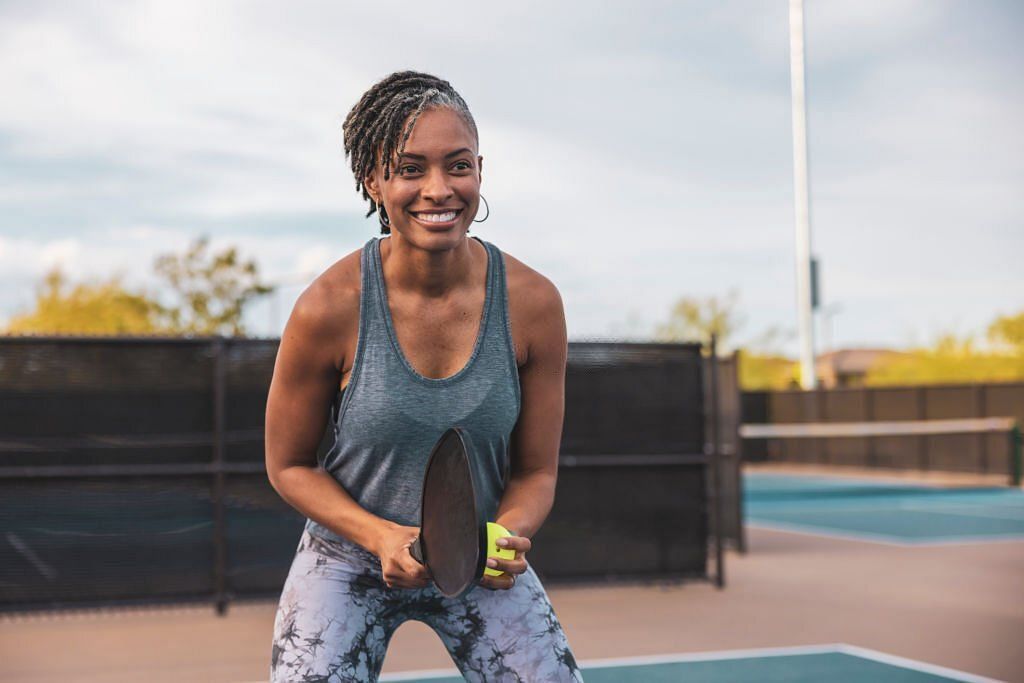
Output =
[
  {"x1": 0, "y1": 337, "x2": 727, "y2": 613},
  {"x1": 742, "y1": 383, "x2": 1024, "y2": 476}
]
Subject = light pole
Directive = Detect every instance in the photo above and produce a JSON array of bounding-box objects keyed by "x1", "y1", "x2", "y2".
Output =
[{"x1": 789, "y1": 0, "x2": 816, "y2": 389}]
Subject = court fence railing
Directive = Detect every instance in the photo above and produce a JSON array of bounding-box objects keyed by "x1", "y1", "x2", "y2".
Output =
[{"x1": 741, "y1": 383, "x2": 1024, "y2": 485}]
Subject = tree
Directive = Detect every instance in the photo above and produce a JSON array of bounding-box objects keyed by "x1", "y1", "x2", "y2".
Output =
[
  {"x1": 5, "y1": 268, "x2": 168, "y2": 335},
  {"x1": 653, "y1": 289, "x2": 744, "y2": 349},
  {"x1": 153, "y1": 236, "x2": 274, "y2": 336},
  {"x1": 987, "y1": 311, "x2": 1024, "y2": 354},
  {"x1": 4, "y1": 237, "x2": 274, "y2": 337},
  {"x1": 866, "y1": 331, "x2": 1024, "y2": 386}
]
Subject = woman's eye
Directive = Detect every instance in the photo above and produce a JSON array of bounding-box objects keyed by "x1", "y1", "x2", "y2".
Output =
[
  {"x1": 399, "y1": 165, "x2": 420, "y2": 175},
  {"x1": 453, "y1": 161, "x2": 471, "y2": 171}
]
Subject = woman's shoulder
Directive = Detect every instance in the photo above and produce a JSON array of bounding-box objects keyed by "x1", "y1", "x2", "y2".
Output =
[
  {"x1": 494, "y1": 244, "x2": 564, "y2": 330},
  {"x1": 288, "y1": 244, "x2": 363, "y2": 341}
]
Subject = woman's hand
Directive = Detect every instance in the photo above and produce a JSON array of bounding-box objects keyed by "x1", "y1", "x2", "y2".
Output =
[
  {"x1": 479, "y1": 535, "x2": 532, "y2": 591},
  {"x1": 374, "y1": 524, "x2": 432, "y2": 590}
]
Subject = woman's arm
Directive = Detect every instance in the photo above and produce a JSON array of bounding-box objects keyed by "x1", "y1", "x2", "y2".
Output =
[
  {"x1": 494, "y1": 274, "x2": 568, "y2": 542},
  {"x1": 264, "y1": 274, "x2": 429, "y2": 588}
]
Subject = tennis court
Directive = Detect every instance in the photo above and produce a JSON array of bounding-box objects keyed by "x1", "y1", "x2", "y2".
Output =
[
  {"x1": 745, "y1": 471, "x2": 1024, "y2": 545},
  {"x1": 378, "y1": 645, "x2": 998, "y2": 682}
]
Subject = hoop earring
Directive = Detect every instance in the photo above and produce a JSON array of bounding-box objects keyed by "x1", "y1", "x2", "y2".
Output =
[
  {"x1": 377, "y1": 202, "x2": 391, "y2": 232},
  {"x1": 473, "y1": 195, "x2": 490, "y2": 223}
]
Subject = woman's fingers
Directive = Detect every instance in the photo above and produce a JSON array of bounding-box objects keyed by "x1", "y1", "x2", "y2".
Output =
[
  {"x1": 479, "y1": 572, "x2": 516, "y2": 591},
  {"x1": 401, "y1": 553, "x2": 431, "y2": 581},
  {"x1": 486, "y1": 555, "x2": 528, "y2": 576},
  {"x1": 496, "y1": 535, "x2": 532, "y2": 556}
]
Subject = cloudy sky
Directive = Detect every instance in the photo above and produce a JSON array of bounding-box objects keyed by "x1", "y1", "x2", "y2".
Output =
[{"x1": 1, "y1": 1, "x2": 1021, "y2": 352}]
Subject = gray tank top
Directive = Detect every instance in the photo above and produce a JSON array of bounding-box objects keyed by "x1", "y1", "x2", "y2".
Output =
[{"x1": 304, "y1": 235, "x2": 521, "y2": 545}]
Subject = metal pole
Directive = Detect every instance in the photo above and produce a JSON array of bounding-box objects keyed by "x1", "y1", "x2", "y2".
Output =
[
  {"x1": 212, "y1": 338, "x2": 229, "y2": 615},
  {"x1": 789, "y1": 0, "x2": 816, "y2": 389},
  {"x1": 708, "y1": 335, "x2": 725, "y2": 589},
  {"x1": 731, "y1": 351, "x2": 748, "y2": 555}
]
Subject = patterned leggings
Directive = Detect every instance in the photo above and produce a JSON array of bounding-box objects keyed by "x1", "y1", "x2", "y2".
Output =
[{"x1": 271, "y1": 529, "x2": 584, "y2": 682}]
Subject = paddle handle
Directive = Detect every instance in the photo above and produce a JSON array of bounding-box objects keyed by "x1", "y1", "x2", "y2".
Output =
[{"x1": 409, "y1": 536, "x2": 424, "y2": 564}]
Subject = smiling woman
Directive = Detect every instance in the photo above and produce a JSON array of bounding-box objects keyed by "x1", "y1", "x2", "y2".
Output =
[
  {"x1": 342, "y1": 70, "x2": 483, "y2": 236},
  {"x1": 263, "y1": 71, "x2": 582, "y2": 682}
]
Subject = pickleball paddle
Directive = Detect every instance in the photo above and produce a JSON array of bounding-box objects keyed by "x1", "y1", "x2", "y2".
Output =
[{"x1": 408, "y1": 427, "x2": 514, "y2": 597}]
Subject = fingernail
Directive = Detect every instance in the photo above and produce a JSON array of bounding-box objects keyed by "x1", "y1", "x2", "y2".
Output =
[
  {"x1": 486, "y1": 558, "x2": 497, "y2": 568},
  {"x1": 496, "y1": 538, "x2": 508, "y2": 547}
]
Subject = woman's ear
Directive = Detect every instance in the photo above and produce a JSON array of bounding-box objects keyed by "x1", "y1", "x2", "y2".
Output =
[
  {"x1": 364, "y1": 172, "x2": 381, "y2": 205},
  {"x1": 477, "y1": 155, "x2": 484, "y2": 181}
]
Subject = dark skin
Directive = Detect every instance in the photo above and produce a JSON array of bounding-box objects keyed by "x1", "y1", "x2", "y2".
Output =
[{"x1": 265, "y1": 107, "x2": 568, "y2": 591}]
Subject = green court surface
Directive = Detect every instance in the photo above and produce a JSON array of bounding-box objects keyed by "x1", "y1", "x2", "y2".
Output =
[
  {"x1": 379, "y1": 645, "x2": 999, "y2": 682},
  {"x1": 744, "y1": 472, "x2": 1024, "y2": 545}
]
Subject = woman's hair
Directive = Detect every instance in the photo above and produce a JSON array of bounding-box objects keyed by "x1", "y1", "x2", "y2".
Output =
[{"x1": 342, "y1": 70, "x2": 478, "y2": 234}]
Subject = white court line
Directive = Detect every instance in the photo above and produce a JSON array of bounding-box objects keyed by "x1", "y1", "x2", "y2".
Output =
[
  {"x1": 366, "y1": 643, "x2": 1001, "y2": 682},
  {"x1": 748, "y1": 520, "x2": 1024, "y2": 547},
  {"x1": 837, "y1": 644, "x2": 1003, "y2": 683},
  {"x1": 5, "y1": 532, "x2": 57, "y2": 581},
  {"x1": 376, "y1": 643, "x2": 848, "y2": 679}
]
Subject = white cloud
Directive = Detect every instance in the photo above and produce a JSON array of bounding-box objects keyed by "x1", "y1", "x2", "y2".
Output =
[{"x1": 0, "y1": 0, "x2": 1021, "y2": 347}]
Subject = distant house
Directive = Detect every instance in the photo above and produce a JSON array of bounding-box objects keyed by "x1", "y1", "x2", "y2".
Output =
[{"x1": 815, "y1": 348, "x2": 905, "y2": 388}]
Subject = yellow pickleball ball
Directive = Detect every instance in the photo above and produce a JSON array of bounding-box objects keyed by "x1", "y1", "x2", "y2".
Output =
[{"x1": 485, "y1": 522, "x2": 516, "y2": 577}]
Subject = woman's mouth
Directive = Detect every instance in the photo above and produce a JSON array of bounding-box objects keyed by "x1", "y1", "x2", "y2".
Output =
[{"x1": 409, "y1": 209, "x2": 463, "y2": 227}]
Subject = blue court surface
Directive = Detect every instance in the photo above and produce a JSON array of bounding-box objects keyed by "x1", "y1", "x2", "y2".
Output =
[
  {"x1": 379, "y1": 644, "x2": 999, "y2": 682},
  {"x1": 744, "y1": 471, "x2": 1024, "y2": 545}
]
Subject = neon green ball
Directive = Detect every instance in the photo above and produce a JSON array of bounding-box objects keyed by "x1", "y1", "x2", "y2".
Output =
[{"x1": 485, "y1": 522, "x2": 516, "y2": 577}]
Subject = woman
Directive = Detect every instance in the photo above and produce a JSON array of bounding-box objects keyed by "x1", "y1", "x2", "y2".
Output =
[{"x1": 265, "y1": 71, "x2": 584, "y2": 682}]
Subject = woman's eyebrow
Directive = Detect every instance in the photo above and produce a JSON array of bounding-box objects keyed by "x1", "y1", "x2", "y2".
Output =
[{"x1": 398, "y1": 147, "x2": 473, "y2": 160}]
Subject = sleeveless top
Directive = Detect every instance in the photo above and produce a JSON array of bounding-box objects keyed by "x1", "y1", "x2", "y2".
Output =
[{"x1": 304, "y1": 235, "x2": 522, "y2": 545}]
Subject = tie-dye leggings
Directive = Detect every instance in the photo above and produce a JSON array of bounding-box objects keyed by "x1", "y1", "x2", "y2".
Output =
[{"x1": 270, "y1": 528, "x2": 584, "y2": 682}]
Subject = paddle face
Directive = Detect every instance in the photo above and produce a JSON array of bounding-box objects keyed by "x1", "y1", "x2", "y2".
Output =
[{"x1": 413, "y1": 427, "x2": 487, "y2": 598}]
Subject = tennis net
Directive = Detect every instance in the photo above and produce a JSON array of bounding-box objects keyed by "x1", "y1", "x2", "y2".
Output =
[{"x1": 740, "y1": 417, "x2": 1022, "y2": 486}]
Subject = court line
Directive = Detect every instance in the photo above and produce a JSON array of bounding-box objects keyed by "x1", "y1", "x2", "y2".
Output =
[
  {"x1": 836, "y1": 644, "x2": 1002, "y2": 683},
  {"x1": 748, "y1": 520, "x2": 1024, "y2": 546},
  {"x1": 374, "y1": 644, "x2": 849, "y2": 680},
  {"x1": 5, "y1": 532, "x2": 58, "y2": 581},
  {"x1": 25, "y1": 521, "x2": 213, "y2": 537},
  {"x1": 370, "y1": 643, "x2": 1000, "y2": 682}
]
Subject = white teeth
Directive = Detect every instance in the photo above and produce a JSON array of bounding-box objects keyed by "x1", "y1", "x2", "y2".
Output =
[{"x1": 415, "y1": 211, "x2": 457, "y2": 223}]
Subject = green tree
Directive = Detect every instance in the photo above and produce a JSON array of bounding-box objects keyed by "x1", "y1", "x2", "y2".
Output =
[
  {"x1": 866, "y1": 332, "x2": 1024, "y2": 386},
  {"x1": 987, "y1": 311, "x2": 1024, "y2": 354},
  {"x1": 153, "y1": 236, "x2": 274, "y2": 336},
  {"x1": 653, "y1": 289, "x2": 743, "y2": 349},
  {"x1": 5, "y1": 268, "x2": 168, "y2": 335}
]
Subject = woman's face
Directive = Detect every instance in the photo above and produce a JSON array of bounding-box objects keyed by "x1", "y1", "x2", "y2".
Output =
[{"x1": 365, "y1": 106, "x2": 483, "y2": 248}]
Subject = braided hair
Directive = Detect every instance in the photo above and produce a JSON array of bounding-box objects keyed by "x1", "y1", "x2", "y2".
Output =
[{"x1": 342, "y1": 71, "x2": 479, "y2": 234}]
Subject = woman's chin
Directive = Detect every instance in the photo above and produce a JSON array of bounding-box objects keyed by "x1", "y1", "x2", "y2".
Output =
[{"x1": 394, "y1": 224, "x2": 469, "y2": 247}]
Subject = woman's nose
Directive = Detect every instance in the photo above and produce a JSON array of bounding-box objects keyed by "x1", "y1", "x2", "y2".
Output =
[{"x1": 421, "y1": 167, "x2": 454, "y2": 202}]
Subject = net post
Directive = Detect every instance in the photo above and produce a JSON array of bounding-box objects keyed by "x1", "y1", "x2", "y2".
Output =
[
  {"x1": 708, "y1": 334, "x2": 725, "y2": 589},
  {"x1": 211, "y1": 337, "x2": 229, "y2": 616},
  {"x1": 731, "y1": 350, "x2": 748, "y2": 555},
  {"x1": 1011, "y1": 422, "x2": 1022, "y2": 488}
]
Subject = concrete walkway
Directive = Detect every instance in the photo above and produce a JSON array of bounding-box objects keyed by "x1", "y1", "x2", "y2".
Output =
[{"x1": 1, "y1": 525, "x2": 1021, "y2": 682}]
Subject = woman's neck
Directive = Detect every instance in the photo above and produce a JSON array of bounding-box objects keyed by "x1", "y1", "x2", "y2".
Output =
[{"x1": 379, "y1": 233, "x2": 483, "y2": 300}]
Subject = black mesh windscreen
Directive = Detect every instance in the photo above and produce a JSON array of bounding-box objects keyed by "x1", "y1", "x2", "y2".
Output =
[
  {"x1": 1, "y1": 338, "x2": 713, "y2": 611},
  {"x1": 530, "y1": 464, "x2": 708, "y2": 580},
  {"x1": 1, "y1": 475, "x2": 215, "y2": 609},
  {"x1": 562, "y1": 342, "x2": 704, "y2": 456},
  {"x1": 223, "y1": 474, "x2": 307, "y2": 595}
]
